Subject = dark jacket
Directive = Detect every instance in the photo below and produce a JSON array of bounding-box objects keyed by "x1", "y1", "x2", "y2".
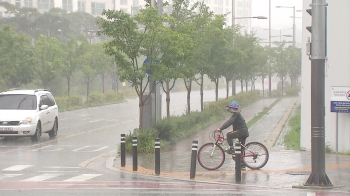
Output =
[{"x1": 220, "y1": 112, "x2": 249, "y2": 137}]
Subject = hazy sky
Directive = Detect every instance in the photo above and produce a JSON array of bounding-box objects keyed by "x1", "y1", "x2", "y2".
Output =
[{"x1": 251, "y1": 0, "x2": 303, "y2": 31}]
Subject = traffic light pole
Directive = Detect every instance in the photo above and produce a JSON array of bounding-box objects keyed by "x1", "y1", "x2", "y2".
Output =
[{"x1": 304, "y1": 0, "x2": 332, "y2": 187}]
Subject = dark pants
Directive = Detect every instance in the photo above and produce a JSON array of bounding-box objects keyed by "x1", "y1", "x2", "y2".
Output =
[{"x1": 227, "y1": 130, "x2": 248, "y2": 146}]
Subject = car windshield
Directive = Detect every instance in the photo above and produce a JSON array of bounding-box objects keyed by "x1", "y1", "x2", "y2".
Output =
[{"x1": 0, "y1": 94, "x2": 37, "y2": 110}]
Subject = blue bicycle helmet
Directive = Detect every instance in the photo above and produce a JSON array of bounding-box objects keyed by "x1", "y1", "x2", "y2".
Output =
[{"x1": 226, "y1": 101, "x2": 240, "y2": 112}]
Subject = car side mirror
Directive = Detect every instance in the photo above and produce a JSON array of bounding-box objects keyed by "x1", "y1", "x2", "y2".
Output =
[{"x1": 40, "y1": 105, "x2": 48, "y2": 110}]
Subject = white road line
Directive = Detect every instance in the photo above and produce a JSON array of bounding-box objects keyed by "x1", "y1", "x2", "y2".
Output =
[
  {"x1": 2, "y1": 165, "x2": 33, "y2": 172},
  {"x1": 80, "y1": 114, "x2": 89, "y2": 117},
  {"x1": 91, "y1": 146, "x2": 109, "y2": 152},
  {"x1": 89, "y1": 119, "x2": 103, "y2": 123},
  {"x1": 32, "y1": 145, "x2": 54, "y2": 151},
  {"x1": 45, "y1": 166, "x2": 81, "y2": 169},
  {"x1": 21, "y1": 173, "x2": 62, "y2": 181},
  {"x1": 0, "y1": 174, "x2": 22, "y2": 180},
  {"x1": 72, "y1": 146, "x2": 90, "y2": 152},
  {"x1": 63, "y1": 174, "x2": 102, "y2": 182}
]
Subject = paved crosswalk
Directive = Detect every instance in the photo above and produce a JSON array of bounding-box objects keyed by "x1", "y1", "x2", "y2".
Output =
[{"x1": 1, "y1": 165, "x2": 103, "y2": 182}]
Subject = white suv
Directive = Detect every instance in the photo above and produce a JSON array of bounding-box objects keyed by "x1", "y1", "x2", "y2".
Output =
[{"x1": 0, "y1": 89, "x2": 58, "y2": 141}]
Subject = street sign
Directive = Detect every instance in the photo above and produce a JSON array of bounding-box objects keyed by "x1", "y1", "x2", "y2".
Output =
[{"x1": 330, "y1": 86, "x2": 350, "y2": 113}]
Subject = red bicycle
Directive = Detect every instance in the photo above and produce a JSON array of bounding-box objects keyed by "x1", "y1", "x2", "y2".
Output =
[{"x1": 197, "y1": 131, "x2": 269, "y2": 170}]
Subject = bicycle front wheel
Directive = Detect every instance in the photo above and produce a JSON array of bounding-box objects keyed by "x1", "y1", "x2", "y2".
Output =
[
  {"x1": 197, "y1": 143, "x2": 225, "y2": 171},
  {"x1": 242, "y1": 142, "x2": 269, "y2": 170}
]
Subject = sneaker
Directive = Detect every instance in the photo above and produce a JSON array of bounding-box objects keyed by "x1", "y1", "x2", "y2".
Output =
[{"x1": 225, "y1": 148, "x2": 235, "y2": 154}]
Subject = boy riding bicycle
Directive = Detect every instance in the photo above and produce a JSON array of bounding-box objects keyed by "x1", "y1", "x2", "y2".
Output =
[{"x1": 216, "y1": 101, "x2": 249, "y2": 154}]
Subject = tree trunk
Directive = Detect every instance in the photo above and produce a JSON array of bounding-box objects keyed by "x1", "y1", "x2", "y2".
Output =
[
  {"x1": 215, "y1": 79, "x2": 219, "y2": 101},
  {"x1": 67, "y1": 77, "x2": 71, "y2": 98},
  {"x1": 166, "y1": 82, "x2": 171, "y2": 118},
  {"x1": 139, "y1": 95, "x2": 143, "y2": 130},
  {"x1": 86, "y1": 78, "x2": 90, "y2": 103},
  {"x1": 225, "y1": 77, "x2": 229, "y2": 99},
  {"x1": 200, "y1": 73, "x2": 204, "y2": 112},
  {"x1": 240, "y1": 79, "x2": 244, "y2": 93},
  {"x1": 101, "y1": 75, "x2": 105, "y2": 93},
  {"x1": 187, "y1": 81, "x2": 191, "y2": 114},
  {"x1": 262, "y1": 76, "x2": 265, "y2": 98}
]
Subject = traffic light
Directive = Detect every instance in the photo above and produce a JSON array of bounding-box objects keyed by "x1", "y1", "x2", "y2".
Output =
[
  {"x1": 306, "y1": 9, "x2": 312, "y2": 33},
  {"x1": 305, "y1": 7, "x2": 328, "y2": 57}
]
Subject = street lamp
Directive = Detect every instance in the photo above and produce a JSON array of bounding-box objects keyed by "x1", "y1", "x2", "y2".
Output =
[{"x1": 276, "y1": 5, "x2": 296, "y2": 47}]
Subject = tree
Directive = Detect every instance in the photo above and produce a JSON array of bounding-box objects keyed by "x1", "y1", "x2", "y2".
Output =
[
  {"x1": 94, "y1": 43, "x2": 114, "y2": 93},
  {"x1": 33, "y1": 34, "x2": 65, "y2": 88},
  {"x1": 191, "y1": 2, "x2": 214, "y2": 111},
  {"x1": 32, "y1": 8, "x2": 71, "y2": 40},
  {"x1": 157, "y1": 0, "x2": 194, "y2": 118},
  {"x1": 205, "y1": 15, "x2": 227, "y2": 101},
  {"x1": 0, "y1": 26, "x2": 36, "y2": 88},
  {"x1": 61, "y1": 37, "x2": 87, "y2": 97},
  {"x1": 0, "y1": 2, "x2": 39, "y2": 35},
  {"x1": 79, "y1": 43, "x2": 105, "y2": 102},
  {"x1": 271, "y1": 41, "x2": 289, "y2": 94},
  {"x1": 98, "y1": 8, "x2": 164, "y2": 129},
  {"x1": 286, "y1": 46, "x2": 301, "y2": 87}
]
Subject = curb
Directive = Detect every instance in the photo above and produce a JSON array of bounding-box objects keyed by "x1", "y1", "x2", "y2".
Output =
[{"x1": 265, "y1": 97, "x2": 298, "y2": 150}]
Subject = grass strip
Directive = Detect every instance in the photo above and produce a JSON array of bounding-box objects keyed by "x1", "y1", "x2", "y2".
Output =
[{"x1": 246, "y1": 98, "x2": 281, "y2": 128}]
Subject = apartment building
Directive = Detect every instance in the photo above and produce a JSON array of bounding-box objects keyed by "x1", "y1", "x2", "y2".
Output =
[{"x1": 1, "y1": 0, "x2": 252, "y2": 31}]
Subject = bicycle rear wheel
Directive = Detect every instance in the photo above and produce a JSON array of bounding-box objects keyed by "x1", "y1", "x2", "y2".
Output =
[
  {"x1": 242, "y1": 142, "x2": 269, "y2": 170},
  {"x1": 197, "y1": 143, "x2": 225, "y2": 171}
]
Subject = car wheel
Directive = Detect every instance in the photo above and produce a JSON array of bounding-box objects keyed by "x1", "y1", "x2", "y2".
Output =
[
  {"x1": 48, "y1": 118, "x2": 58, "y2": 139},
  {"x1": 31, "y1": 122, "x2": 42, "y2": 142}
]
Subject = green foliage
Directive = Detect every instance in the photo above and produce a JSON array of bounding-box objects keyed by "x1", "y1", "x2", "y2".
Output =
[
  {"x1": 125, "y1": 129, "x2": 161, "y2": 154},
  {"x1": 284, "y1": 106, "x2": 301, "y2": 150},
  {"x1": 88, "y1": 92, "x2": 104, "y2": 103},
  {"x1": 124, "y1": 90, "x2": 261, "y2": 153},
  {"x1": 285, "y1": 87, "x2": 299, "y2": 96},
  {"x1": 246, "y1": 99, "x2": 281, "y2": 128},
  {"x1": 271, "y1": 89, "x2": 282, "y2": 97}
]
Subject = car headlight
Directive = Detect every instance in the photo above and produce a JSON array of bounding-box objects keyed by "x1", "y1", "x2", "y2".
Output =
[{"x1": 19, "y1": 117, "x2": 32, "y2": 125}]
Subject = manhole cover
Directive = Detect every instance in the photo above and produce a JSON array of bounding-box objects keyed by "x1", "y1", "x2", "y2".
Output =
[{"x1": 285, "y1": 171, "x2": 310, "y2": 175}]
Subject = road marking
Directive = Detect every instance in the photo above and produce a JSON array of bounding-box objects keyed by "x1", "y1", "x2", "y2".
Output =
[
  {"x1": 2, "y1": 165, "x2": 33, "y2": 172},
  {"x1": 63, "y1": 174, "x2": 102, "y2": 182},
  {"x1": 32, "y1": 145, "x2": 72, "y2": 152},
  {"x1": 0, "y1": 174, "x2": 22, "y2": 180},
  {"x1": 72, "y1": 145, "x2": 109, "y2": 152},
  {"x1": 45, "y1": 166, "x2": 80, "y2": 169},
  {"x1": 22, "y1": 173, "x2": 62, "y2": 181},
  {"x1": 89, "y1": 119, "x2": 103, "y2": 123}
]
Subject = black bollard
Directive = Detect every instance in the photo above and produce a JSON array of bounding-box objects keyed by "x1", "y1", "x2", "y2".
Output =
[
  {"x1": 155, "y1": 138, "x2": 160, "y2": 176},
  {"x1": 132, "y1": 136, "x2": 137, "y2": 171},
  {"x1": 121, "y1": 134, "x2": 126, "y2": 167},
  {"x1": 190, "y1": 140, "x2": 198, "y2": 179},
  {"x1": 235, "y1": 142, "x2": 241, "y2": 183}
]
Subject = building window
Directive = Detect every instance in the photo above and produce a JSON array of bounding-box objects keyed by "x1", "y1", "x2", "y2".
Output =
[
  {"x1": 91, "y1": 2, "x2": 105, "y2": 15},
  {"x1": 226, "y1": 0, "x2": 229, "y2": 6},
  {"x1": 218, "y1": 7, "x2": 223, "y2": 14},
  {"x1": 62, "y1": 0, "x2": 73, "y2": 12},
  {"x1": 120, "y1": 0, "x2": 127, "y2": 5},
  {"x1": 237, "y1": 1, "x2": 242, "y2": 7},
  {"x1": 132, "y1": 0, "x2": 138, "y2": 6},
  {"x1": 78, "y1": 1, "x2": 86, "y2": 12},
  {"x1": 237, "y1": 9, "x2": 242, "y2": 16},
  {"x1": 37, "y1": 0, "x2": 55, "y2": 10},
  {"x1": 15, "y1": 0, "x2": 21, "y2": 7},
  {"x1": 23, "y1": 0, "x2": 33, "y2": 7}
]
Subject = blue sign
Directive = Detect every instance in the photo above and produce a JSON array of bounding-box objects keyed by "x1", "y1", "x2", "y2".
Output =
[
  {"x1": 143, "y1": 58, "x2": 152, "y2": 75},
  {"x1": 330, "y1": 101, "x2": 350, "y2": 113}
]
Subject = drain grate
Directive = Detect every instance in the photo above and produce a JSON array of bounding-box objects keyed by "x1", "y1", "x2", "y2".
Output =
[{"x1": 285, "y1": 171, "x2": 310, "y2": 175}]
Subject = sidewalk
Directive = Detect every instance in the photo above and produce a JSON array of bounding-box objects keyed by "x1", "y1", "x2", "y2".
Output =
[{"x1": 111, "y1": 97, "x2": 350, "y2": 193}]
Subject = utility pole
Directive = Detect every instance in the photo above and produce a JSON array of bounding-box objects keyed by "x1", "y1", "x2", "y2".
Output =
[
  {"x1": 268, "y1": 0, "x2": 272, "y2": 97},
  {"x1": 304, "y1": 0, "x2": 332, "y2": 187},
  {"x1": 231, "y1": 0, "x2": 236, "y2": 96}
]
